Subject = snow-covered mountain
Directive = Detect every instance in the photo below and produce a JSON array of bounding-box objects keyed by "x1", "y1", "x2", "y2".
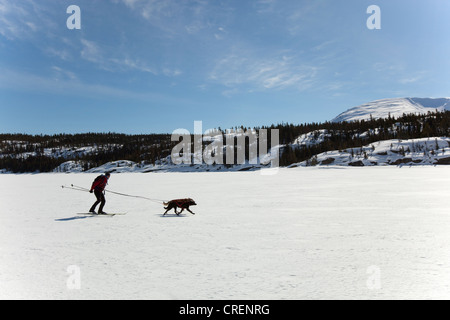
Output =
[{"x1": 332, "y1": 97, "x2": 450, "y2": 123}]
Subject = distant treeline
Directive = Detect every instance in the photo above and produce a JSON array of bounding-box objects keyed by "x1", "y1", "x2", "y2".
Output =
[
  {"x1": 0, "y1": 133, "x2": 173, "y2": 173},
  {"x1": 0, "y1": 111, "x2": 449, "y2": 172}
]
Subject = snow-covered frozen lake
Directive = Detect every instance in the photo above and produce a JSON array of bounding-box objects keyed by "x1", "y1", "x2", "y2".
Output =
[{"x1": 1, "y1": 167, "x2": 449, "y2": 299}]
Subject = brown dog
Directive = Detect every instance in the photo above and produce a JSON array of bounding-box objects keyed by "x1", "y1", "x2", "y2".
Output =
[{"x1": 163, "y1": 198, "x2": 197, "y2": 215}]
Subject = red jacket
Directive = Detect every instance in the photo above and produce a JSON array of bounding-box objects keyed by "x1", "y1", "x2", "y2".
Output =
[{"x1": 90, "y1": 175, "x2": 109, "y2": 192}]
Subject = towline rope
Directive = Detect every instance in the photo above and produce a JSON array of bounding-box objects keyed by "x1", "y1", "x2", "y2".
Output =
[{"x1": 61, "y1": 184, "x2": 166, "y2": 204}]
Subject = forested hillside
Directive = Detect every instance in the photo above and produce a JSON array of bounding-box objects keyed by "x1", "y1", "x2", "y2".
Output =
[{"x1": 1, "y1": 111, "x2": 449, "y2": 173}]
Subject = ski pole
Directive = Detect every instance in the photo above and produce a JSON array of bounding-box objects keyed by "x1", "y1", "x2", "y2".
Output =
[
  {"x1": 61, "y1": 185, "x2": 89, "y2": 192},
  {"x1": 71, "y1": 184, "x2": 90, "y2": 191}
]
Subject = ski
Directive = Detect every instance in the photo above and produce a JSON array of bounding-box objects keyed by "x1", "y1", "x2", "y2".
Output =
[{"x1": 77, "y1": 212, "x2": 127, "y2": 217}]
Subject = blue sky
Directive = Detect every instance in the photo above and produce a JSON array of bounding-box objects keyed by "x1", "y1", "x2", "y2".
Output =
[{"x1": 1, "y1": 0, "x2": 450, "y2": 134}]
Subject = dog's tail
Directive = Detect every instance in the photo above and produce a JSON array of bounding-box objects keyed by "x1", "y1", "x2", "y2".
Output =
[{"x1": 163, "y1": 202, "x2": 169, "y2": 206}]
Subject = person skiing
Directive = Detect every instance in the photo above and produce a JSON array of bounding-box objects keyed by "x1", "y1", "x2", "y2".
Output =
[{"x1": 89, "y1": 173, "x2": 110, "y2": 214}]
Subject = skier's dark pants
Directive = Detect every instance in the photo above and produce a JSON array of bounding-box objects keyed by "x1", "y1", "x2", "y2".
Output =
[{"x1": 90, "y1": 189, "x2": 106, "y2": 212}]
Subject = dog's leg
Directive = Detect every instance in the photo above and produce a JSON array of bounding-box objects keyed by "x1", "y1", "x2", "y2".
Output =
[
  {"x1": 163, "y1": 205, "x2": 172, "y2": 216},
  {"x1": 186, "y1": 207, "x2": 195, "y2": 215}
]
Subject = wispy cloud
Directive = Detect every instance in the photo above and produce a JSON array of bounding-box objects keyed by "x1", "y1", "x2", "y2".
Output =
[
  {"x1": 255, "y1": 0, "x2": 278, "y2": 14},
  {"x1": 0, "y1": 0, "x2": 36, "y2": 40},
  {"x1": 254, "y1": 0, "x2": 324, "y2": 36},
  {"x1": 372, "y1": 62, "x2": 405, "y2": 73},
  {"x1": 162, "y1": 68, "x2": 182, "y2": 77},
  {"x1": 0, "y1": 0, "x2": 60, "y2": 41},
  {"x1": 45, "y1": 47, "x2": 72, "y2": 61},
  {"x1": 113, "y1": 0, "x2": 229, "y2": 37},
  {"x1": 113, "y1": 0, "x2": 194, "y2": 34},
  {"x1": 0, "y1": 0, "x2": 71, "y2": 64},
  {"x1": 372, "y1": 62, "x2": 427, "y2": 85},
  {"x1": 51, "y1": 66, "x2": 77, "y2": 81},
  {"x1": 399, "y1": 76, "x2": 421, "y2": 84},
  {"x1": 79, "y1": 38, "x2": 180, "y2": 76},
  {"x1": 80, "y1": 39, "x2": 102, "y2": 64},
  {"x1": 120, "y1": 0, "x2": 141, "y2": 9},
  {"x1": 398, "y1": 72, "x2": 427, "y2": 85},
  {"x1": 209, "y1": 50, "x2": 318, "y2": 94},
  {"x1": 0, "y1": 67, "x2": 183, "y2": 105},
  {"x1": 110, "y1": 58, "x2": 158, "y2": 74}
]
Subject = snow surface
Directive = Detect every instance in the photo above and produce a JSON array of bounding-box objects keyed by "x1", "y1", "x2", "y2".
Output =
[
  {"x1": 0, "y1": 144, "x2": 121, "y2": 161},
  {"x1": 52, "y1": 144, "x2": 281, "y2": 173},
  {"x1": 50, "y1": 137, "x2": 450, "y2": 174},
  {"x1": 1, "y1": 167, "x2": 450, "y2": 299},
  {"x1": 292, "y1": 137, "x2": 450, "y2": 167},
  {"x1": 332, "y1": 97, "x2": 450, "y2": 122},
  {"x1": 291, "y1": 129, "x2": 332, "y2": 148}
]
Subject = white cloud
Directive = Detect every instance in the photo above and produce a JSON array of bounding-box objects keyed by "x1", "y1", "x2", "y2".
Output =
[
  {"x1": 162, "y1": 68, "x2": 182, "y2": 77},
  {"x1": 80, "y1": 38, "x2": 182, "y2": 77},
  {"x1": 109, "y1": 57, "x2": 158, "y2": 74},
  {"x1": 209, "y1": 51, "x2": 318, "y2": 94},
  {"x1": 0, "y1": 0, "x2": 59, "y2": 40},
  {"x1": 80, "y1": 39, "x2": 102, "y2": 64},
  {"x1": 0, "y1": 68, "x2": 180, "y2": 103},
  {"x1": 45, "y1": 47, "x2": 72, "y2": 61},
  {"x1": 122, "y1": 0, "x2": 141, "y2": 9},
  {"x1": 373, "y1": 62, "x2": 404, "y2": 73},
  {"x1": 0, "y1": 0, "x2": 33, "y2": 40},
  {"x1": 255, "y1": 0, "x2": 278, "y2": 15},
  {"x1": 115, "y1": 0, "x2": 225, "y2": 37},
  {"x1": 399, "y1": 76, "x2": 421, "y2": 84},
  {"x1": 51, "y1": 66, "x2": 77, "y2": 81}
]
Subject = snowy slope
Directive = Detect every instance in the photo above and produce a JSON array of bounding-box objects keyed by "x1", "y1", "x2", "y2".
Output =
[
  {"x1": 1, "y1": 168, "x2": 450, "y2": 299},
  {"x1": 291, "y1": 129, "x2": 332, "y2": 148},
  {"x1": 332, "y1": 98, "x2": 450, "y2": 123},
  {"x1": 291, "y1": 137, "x2": 450, "y2": 167},
  {"x1": 0, "y1": 143, "x2": 121, "y2": 161},
  {"x1": 52, "y1": 143, "x2": 282, "y2": 173},
  {"x1": 49, "y1": 136, "x2": 450, "y2": 172}
]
